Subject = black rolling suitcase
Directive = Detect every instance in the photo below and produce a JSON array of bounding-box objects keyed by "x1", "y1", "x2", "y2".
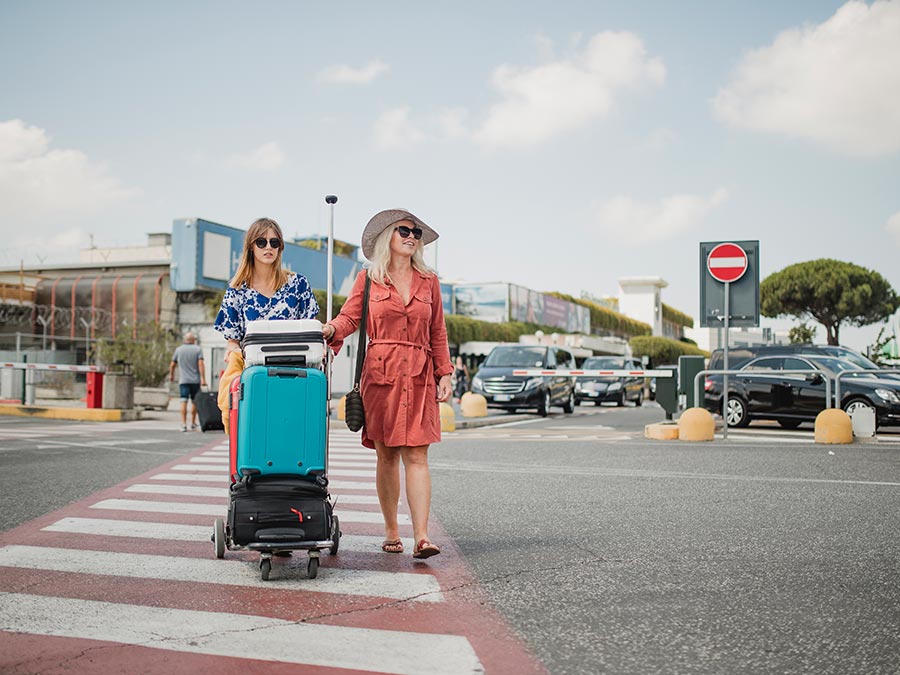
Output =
[
  {"x1": 195, "y1": 389, "x2": 224, "y2": 431},
  {"x1": 228, "y1": 475, "x2": 332, "y2": 546}
]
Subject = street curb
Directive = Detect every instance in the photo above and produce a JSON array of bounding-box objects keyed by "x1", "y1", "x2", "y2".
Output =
[{"x1": 0, "y1": 405, "x2": 143, "y2": 422}]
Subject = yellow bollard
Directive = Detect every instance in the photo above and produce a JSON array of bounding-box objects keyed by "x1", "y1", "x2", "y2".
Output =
[
  {"x1": 460, "y1": 392, "x2": 488, "y2": 417},
  {"x1": 677, "y1": 407, "x2": 716, "y2": 441},
  {"x1": 336, "y1": 395, "x2": 346, "y2": 421},
  {"x1": 814, "y1": 408, "x2": 853, "y2": 444},
  {"x1": 440, "y1": 402, "x2": 456, "y2": 431},
  {"x1": 644, "y1": 421, "x2": 680, "y2": 440}
]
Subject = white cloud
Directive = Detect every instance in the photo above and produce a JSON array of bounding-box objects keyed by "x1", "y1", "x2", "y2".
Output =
[
  {"x1": 887, "y1": 210, "x2": 900, "y2": 244},
  {"x1": 0, "y1": 118, "x2": 137, "y2": 226},
  {"x1": 225, "y1": 142, "x2": 285, "y2": 171},
  {"x1": 595, "y1": 189, "x2": 728, "y2": 245},
  {"x1": 474, "y1": 31, "x2": 665, "y2": 148},
  {"x1": 712, "y1": 0, "x2": 900, "y2": 156},
  {"x1": 373, "y1": 107, "x2": 426, "y2": 150},
  {"x1": 317, "y1": 60, "x2": 389, "y2": 84}
]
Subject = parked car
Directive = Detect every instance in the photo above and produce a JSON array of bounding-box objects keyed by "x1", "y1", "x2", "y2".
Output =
[
  {"x1": 709, "y1": 344, "x2": 900, "y2": 381},
  {"x1": 574, "y1": 356, "x2": 644, "y2": 407},
  {"x1": 471, "y1": 344, "x2": 576, "y2": 416},
  {"x1": 703, "y1": 354, "x2": 900, "y2": 428}
]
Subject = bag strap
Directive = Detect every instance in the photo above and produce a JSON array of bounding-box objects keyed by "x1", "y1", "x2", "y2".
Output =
[{"x1": 353, "y1": 273, "x2": 371, "y2": 390}]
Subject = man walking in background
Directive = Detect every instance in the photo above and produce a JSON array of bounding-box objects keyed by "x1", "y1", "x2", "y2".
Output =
[{"x1": 170, "y1": 332, "x2": 206, "y2": 431}]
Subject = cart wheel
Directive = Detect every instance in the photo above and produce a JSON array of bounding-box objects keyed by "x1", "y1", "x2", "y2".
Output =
[
  {"x1": 260, "y1": 558, "x2": 271, "y2": 581},
  {"x1": 329, "y1": 515, "x2": 340, "y2": 555},
  {"x1": 307, "y1": 556, "x2": 319, "y2": 579},
  {"x1": 213, "y1": 518, "x2": 225, "y2": 559}
]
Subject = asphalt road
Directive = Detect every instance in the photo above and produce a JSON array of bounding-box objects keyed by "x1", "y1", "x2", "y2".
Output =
[
  {"x1": 2, "y1": 403, "x2": 898, "y2": 673},
  {"x1": 431, "y1": 404, "x2": 900, "y2": 674}
]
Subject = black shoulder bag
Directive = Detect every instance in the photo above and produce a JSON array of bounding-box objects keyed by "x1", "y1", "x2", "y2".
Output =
[{"x1": 344, "y1": 273, "x2": 370, "y2": 432}]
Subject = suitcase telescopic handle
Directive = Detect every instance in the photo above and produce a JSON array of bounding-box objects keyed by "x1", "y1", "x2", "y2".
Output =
[{"x1": 266, "y1": 368, "x2": 308, "y2": 378}]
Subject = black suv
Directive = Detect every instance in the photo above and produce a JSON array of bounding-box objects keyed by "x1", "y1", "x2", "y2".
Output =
[
  {"x1": 574, "y1": 356, "x2": 645, "y2": 407},
  {"x1": 471, "y1": 344, "x2": 576, "y2": 416}
]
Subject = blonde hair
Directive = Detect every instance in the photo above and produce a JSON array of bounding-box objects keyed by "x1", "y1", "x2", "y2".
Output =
[
  {"x1": 367, "y1": 223, "x2": 434, "y2": 286},
  {"x1": 230, "y1": 218, "x2": 292, "y2": 289}
]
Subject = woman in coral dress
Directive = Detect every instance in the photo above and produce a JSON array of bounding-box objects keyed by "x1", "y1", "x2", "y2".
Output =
[{"x1": 324, "y1": 209, "x2": 452, "y2": 559}]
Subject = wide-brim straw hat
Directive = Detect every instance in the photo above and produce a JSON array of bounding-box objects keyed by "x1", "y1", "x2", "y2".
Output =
[{"x1": 360, "y1": 209, "x2": 439, "y2": 260}]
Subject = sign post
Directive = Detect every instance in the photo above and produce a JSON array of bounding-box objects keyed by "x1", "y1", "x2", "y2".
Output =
[{"x1": 705, "y1": 242, "x2": 750, "y2": 440}]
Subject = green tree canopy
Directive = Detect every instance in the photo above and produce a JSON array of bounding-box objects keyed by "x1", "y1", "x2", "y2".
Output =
[{"x1": 760, "y1": 259, "x2": 898, "y2": 345}]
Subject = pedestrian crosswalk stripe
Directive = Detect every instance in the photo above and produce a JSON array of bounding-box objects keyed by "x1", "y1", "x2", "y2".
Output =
[
  {"x1": 330, "y1": 460, "x2": 376, "y2": 468},
  {"x1": 329, "y1": 468, "x2": 375, "y2": 478},
  {"x1": 328, "y1": 479, "x2": 376, "y2": 490},
  {"x1": 0, "y1": 546, "x2": 442, "y2": 602},
  {"x1": 89, "y1": 499, "x2": 409, "y2": 524},
  {"x1": 188, "y1": 457, "x2": 227, "y2": 464},
  {"x1": 0, "y1": 593, "x2": 478, "y2": 674},
  {"x1": 126, "y1": 484, "x2": 227, "y2": 498},
  {"x1": 170, "y1": 464, "x2": 224, "y2": 472},
  {"x1": 150, "y1": 472, "x2": 224, "y2": 482},
  {"x1": 42, "y1": 518, "x2": 410, "y2": 552}
]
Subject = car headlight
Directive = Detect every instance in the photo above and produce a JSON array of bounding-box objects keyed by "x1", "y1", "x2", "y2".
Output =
[
  {"x1": 875, "y1": 388, "x2": 900, "y2": 403},
  {"x1": 575, "y1": 382, "x2": 583, "y2": 392},
  {"x1": 607, "y1": 381, "x2": 622, "y2": 391},
  {"x1": 472, "y1": 376, "x2": 483, "y2": 391},
  {"x1": 523, "y1": 377, "x2": 544, "y2": 390}
]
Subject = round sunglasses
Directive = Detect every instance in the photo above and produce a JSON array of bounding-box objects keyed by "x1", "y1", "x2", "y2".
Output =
[{"x1": 254, "y1": 237, "x2": 282, "y2": 249}]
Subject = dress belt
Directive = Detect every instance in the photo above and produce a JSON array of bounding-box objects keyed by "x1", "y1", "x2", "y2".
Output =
[{"x1": 368, "y1": 339, "x2": 432, "y2": 353}]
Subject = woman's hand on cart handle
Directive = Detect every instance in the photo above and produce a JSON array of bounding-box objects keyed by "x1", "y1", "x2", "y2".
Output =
[{"x1": 322, "y1": 323, "x2": 336, "y2": 341}]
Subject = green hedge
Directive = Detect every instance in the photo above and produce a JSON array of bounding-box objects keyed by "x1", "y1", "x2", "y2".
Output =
[
  {"x1": 445, "y1": 315, "x2": 563, "y2": 344},
  {"x1": 628, "y1": 335, "x2": 707, "y2": 365},
  {"x1": 662, "y1": 303, "x2": 694, "y2": 328},
  {"x1": 549, "y1": 292, "x2": 652, "y2": 338}
]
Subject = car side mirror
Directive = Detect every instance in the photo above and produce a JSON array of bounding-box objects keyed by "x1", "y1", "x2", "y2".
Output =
[{"x1": 805, "y1": 373, "x2": 823, "y2": 384}]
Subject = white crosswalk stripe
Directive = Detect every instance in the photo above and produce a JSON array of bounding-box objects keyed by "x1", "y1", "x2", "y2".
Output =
[
  {"x1": 0, "y1": 593, "x2": 479, "y2": 674},
  {"x1": 0, "y1": 546, "x2": 442, "y2": 602}
]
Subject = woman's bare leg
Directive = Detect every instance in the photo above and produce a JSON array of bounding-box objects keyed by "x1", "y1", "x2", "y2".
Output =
[
  {"x1": 401, "y1": 444, "x2": 432, "y2": 544},
  {"x1": 374, "y1": 441, "x2": 402, "y2": 541}
]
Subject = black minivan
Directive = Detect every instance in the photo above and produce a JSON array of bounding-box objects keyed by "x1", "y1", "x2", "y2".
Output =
[{"x1": 471, "y1": 344, "x2": 576, "y2": 416}]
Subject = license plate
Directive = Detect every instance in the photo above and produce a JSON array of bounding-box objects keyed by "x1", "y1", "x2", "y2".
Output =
[{"x1": 493, "y1": 394, "x2": 513, "y2": 401}]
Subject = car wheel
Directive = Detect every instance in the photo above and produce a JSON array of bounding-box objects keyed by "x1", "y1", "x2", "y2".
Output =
[
  {"x1": 562, "y1": 389, "x2": 575, "y2": 414},
  {"x1": 635, "y1": 389, "x2": 643, "y2": 407},
  {"x1": 538, "y1": 390, "x2": 550, "y2": 417},
  {"x1": 616, "y1": 391, "x2": 625, "y2": 407},
  {"x1": 724, "y1": 396, "x2": 750, "y2": 428},
  {"x1": 843, "y1": 397, "x2": 875, "y2": 419},
  {"x1": 777, "y1": 419, "x2": 802, "y2": 430}
]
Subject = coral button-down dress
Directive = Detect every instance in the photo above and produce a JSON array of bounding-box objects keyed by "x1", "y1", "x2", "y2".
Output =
[{"x1": 330, "y1": 269, "x2": 453, "y2": 449}]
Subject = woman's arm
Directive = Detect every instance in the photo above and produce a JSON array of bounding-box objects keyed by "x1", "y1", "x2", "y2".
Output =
[
  {"x1": 324, "y1": 270, "x2": 367, "y2": 353},
  {"x1": 429, "y1": 275, "x2": 454, "y2": 382}
]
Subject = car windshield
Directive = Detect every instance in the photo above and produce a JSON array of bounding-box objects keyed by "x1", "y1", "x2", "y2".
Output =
[
  {"x1": 805, "y1": 356, "x2": 862, "y2": 375},
  {"x1": 583, "y1": 357, "x2": 625, "y2": 369},
  {"x1": 821, "y1": 347, "x2": 879, "y2": 370},
  {"x1": 483, "y1": 347, "x2": 547, "y2": 368}
]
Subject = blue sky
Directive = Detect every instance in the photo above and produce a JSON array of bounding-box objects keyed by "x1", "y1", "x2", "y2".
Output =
[{"x1": 2, "y1": 1, "x2": 899, "y2": 351}]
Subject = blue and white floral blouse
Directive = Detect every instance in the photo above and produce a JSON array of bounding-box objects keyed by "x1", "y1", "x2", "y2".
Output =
[{"x1": 214, "y1": 273, "x2": 320, "y2": 342}]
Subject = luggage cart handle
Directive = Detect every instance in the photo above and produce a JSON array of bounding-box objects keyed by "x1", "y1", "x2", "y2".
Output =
[{"x1": 266, "y1": 368, "x2": 308, "y2": 378}]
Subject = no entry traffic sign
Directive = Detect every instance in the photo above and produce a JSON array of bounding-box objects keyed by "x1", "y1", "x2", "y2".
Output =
[{"x1": 707, "y1": 242, "x2": 748, "y2": 283}]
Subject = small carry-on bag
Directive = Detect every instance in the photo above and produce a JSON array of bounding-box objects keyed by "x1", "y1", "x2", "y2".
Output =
[
  {"x1": 228, "y1": 376, "x2": 241, "y2": 481},
  {"x1": 234, "y1": 365, "x2": 327, "y2": 479},
  {"x1": 195, "y1": 389, "x2": 224, "y2": 432},
  {"x1": 243, "y1": 319, "x2": 326, "y2": 368},
  {"x1": 228, "y1": 475, "x2": 332, "y2": 547}
]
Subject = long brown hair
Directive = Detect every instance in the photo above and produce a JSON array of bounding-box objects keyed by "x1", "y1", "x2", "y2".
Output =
[{"x1": 229, "y1": 218, "x2": 293, "y2": 289}]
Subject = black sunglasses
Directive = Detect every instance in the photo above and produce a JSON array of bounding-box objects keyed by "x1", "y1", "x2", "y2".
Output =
[
  {"x1": 395, "y1": 225, "x2": 423, "y2": 240},
  {"x1": 254, "y1": 237, "x2": 282, "y2": 249}
]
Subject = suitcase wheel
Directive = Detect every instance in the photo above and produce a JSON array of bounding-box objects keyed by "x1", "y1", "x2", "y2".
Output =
[
  {"x1": 307, "y1": 553, "x2": 319, "y2": 579},
  {"x1": 328, "y1": 515, "x2": 340, "y2": 556},
  {"x1": 260, "y1": 556, "x2": 272, "y2": 581},
  {"x1": 213, "y1": 518, "x2": 226, "y2": 559}
]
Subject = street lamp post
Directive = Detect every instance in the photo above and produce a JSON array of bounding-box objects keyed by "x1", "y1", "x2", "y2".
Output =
[{"x1": 325, "y1": 195, "x2": 337, "y2": 321}]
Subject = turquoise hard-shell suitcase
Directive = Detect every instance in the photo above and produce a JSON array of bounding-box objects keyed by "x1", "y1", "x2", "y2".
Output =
[{"x1": 234, "y1": 365, "x2": 327, "y2": 479}]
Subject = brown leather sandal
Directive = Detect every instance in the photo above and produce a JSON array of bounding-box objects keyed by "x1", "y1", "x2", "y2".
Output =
[
  {"x1": 412, "y1": 539, "x2": 441, "y2": 559},
  {"x1": 381, "y1": 538, "x2": 404, "y2": 553}
]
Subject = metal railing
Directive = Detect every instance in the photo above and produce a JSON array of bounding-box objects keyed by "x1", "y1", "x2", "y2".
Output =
[
  {"x1": 834, "y1": 368, "x2": 900, "y2": 404},
  {"x1": 694, "y1": 369, "x2": 831, "y2": 439}
]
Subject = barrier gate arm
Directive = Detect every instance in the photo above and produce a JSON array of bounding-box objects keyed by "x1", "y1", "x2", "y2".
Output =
[
  {"x1": 1, "y1": 362, "x2": 105, "y2": 373},
  {"x1": 511, "y1": 369, "x2": 674, "y2": 377}
]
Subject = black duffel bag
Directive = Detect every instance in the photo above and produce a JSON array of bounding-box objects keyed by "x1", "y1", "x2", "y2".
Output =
[{"x1": 228, "y1": 475, "x2": 331, "y2": 547}]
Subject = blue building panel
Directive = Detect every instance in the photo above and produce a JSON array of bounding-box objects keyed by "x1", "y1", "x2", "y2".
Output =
[{"x1": 170, "y1": 217, "x2": 361, "y2": 296}]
